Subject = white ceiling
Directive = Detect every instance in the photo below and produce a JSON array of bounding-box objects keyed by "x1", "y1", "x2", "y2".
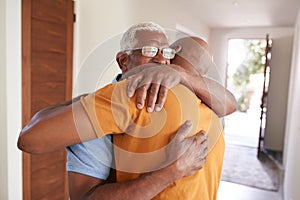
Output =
[{"x1": 175, "y1": 0, "x2": 300, "y2": 28}]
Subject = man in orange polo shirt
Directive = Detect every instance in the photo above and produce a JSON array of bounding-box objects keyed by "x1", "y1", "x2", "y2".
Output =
[
  {"x1": 18, "y1": 22, "x2": 236, "y2": 199},
  {"x1": 77, "y1": 36, "x2": 227, "y2": 200}
]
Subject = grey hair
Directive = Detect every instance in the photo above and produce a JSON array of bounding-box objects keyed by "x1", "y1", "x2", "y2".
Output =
[{"x1": 120, "y1": 22, "x2": 166, "y2": 51}]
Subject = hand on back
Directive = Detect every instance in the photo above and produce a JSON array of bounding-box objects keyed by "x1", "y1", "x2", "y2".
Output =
[{"x1": 166, "y1": 120, "x2": 209, "y2": 179}]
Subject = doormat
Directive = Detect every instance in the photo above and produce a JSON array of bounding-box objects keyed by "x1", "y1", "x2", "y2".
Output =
[{"x1": 221, "y1": 144, "x2": 279, "y2": 191}]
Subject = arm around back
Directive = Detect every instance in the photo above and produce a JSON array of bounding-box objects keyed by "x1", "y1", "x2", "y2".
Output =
[
  {"x1": 17, "y1": 97, "x2": 97, "y2": 154},
  {"x1": 68, "y1": 121, "x2": 208, "y2": 200}
]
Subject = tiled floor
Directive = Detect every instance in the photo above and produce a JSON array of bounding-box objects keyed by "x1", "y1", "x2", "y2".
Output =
[{"x1": 217, "y1": 181, "x2": 282, "y2": 200}]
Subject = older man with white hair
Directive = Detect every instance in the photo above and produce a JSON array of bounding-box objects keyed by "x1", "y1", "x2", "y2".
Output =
[{"x1": 18, "y1": 22, "x2": 237, "y2": 200}]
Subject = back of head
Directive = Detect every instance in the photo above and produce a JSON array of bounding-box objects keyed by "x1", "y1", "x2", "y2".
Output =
[
  {"x1": 189, "y1": 36, "x2": 211, "y2": 55},
  {"x1": 171, "y1": 36, "x2": 213, "y2": 75},
  {"x1": 120, "y1": 22, "x2": 166, "y2": 51}
]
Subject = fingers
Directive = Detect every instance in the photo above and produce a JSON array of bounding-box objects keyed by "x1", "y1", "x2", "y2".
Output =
[
  {"x1": 192, "y1": 157, "x2": 206, "y2": 171},
  {"x1": 146, "y1": 84, "x2": 169, "y2": 112},
  {"x1": 126, "y1": 75, "x2": 141, "y2": 98},
  {"x1": 166, "y1": 121, "x2": 194, "y2": 163},
  {"x1": 125, "y1": 65, "x2": 181, "y2": 113},
  {"x1": 194, "y1": 130, "x2": 208, "y2": 145},
  {"x1": 127, "y1": 75, "x2": 160, "y2": 111},
  {"x1": 154, "y1": 86, "x2": 168, "y2": 112},
  {"x1": 166, "y1": 125, "x2": 210, "y2": 178},
  {"x1": 169, "y1": 131, "x2": 208, "y2": 178},
  {"x1": 183, "y1": 136, "x2": 208, "y2": 172},
  {"x1": 135, "y1": 84, "x2": 150, "y2": 109},
  {"x1": 128, "y1": 80, "x2": 169, "y2": 112},
  {"x1": 145, "y1": 83, "x2": 159, "y2": 112},
  {"x1": 199, "y1": 147, "x2": 209, "y2": 160},
  {"x1": 174, "y1": 120, "x2": 193, "y2": 142},
  {"x1": 194, "y1": 130, "x2": 209, "y2": 157}
]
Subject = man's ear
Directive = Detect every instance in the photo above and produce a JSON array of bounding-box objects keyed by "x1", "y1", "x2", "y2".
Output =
[
  {"x1": 116, "y1": 52, "x2": 130, "y2": 73},
  {"x1": 174, "y1": 44, "x2": 182, "y2": 53}
]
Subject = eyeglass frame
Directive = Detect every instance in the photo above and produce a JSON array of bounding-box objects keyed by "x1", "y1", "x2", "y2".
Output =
[{"x1": 124, "y1": 46, "x2": 177, "y2": 59}]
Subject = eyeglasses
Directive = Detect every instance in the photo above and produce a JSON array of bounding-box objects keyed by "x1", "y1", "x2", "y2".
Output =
[{"x1": 125, "y1": 46, "x2": 176, "y2": 59}]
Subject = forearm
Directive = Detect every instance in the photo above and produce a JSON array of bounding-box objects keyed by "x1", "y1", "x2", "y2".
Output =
[
  {"x1": 72, "y1": 121, "x2": 207, "y2": 200},
  {"x1": 181, "y1": 72, "x2": 237, "y2": 117},
  {"x1": 196, "y1": 76, "x2": 237, "y2": 117},
  {"x1": 86, "y1": 165, "x2": 179, "y2": 200},
  {"x1": 18, "y1": 99, "x2": 97, "y2": 154}
]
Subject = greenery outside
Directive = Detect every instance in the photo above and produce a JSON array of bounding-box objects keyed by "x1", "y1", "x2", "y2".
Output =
[{"x1": 229, "y1": 39, "x2": 266, "y2": 112}]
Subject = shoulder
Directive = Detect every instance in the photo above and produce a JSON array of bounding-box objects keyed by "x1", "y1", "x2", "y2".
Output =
[{"x1": 94, "y1": 80, "x2": 129, "y2": 98}]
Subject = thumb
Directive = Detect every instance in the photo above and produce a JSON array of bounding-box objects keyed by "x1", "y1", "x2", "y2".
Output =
[{"x1": 173, "y1": 120, "x2": 193, "y2": 142}]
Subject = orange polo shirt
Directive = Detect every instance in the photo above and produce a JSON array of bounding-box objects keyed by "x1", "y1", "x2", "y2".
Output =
[{"x1": 81, "y1": 80, "x2": 225, "y2": 200}]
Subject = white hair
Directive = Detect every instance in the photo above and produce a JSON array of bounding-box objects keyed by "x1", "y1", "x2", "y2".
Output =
[{"x1": 120, "y1": 22, "x2": 166, "y2": 51}]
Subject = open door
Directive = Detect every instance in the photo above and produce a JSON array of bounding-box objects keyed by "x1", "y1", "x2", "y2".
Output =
[
  {"x1": 257, "y1": 34, "x2": 272, "y2": 157},
  {"x1": 22, "y1": 0, "x2": 74, "y2": 199}
]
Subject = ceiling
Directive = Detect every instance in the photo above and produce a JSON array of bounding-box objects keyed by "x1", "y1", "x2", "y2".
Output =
[{"x1": 175, "y1": 0, "x2": 300, "y2": 28}]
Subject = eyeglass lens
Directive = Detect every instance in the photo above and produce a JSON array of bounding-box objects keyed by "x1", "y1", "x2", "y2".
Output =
[{"x1": 142, "y1": 46, "x2": 175, "y2": 59}]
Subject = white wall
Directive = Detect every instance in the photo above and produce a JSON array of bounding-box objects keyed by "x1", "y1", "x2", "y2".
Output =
[
  {"x1": 0, "y1": 0, "x2": 22, "y2": 199},
  {"x1": 0, "y1": 0, "x2": 9, "y2": 198},
  {"x1": 130, "y1": 0, "x2": 210, "y2": 41},
  {"x1": 210, "y1": 27, "x2": 295, "y2": 151},
  {"x1": 264, "y1": 35, "x2": 293, "y2": 151},
  {"x1": 283, "y1": 10, "x2": 300, "y2": 200},
  {"x1": 74, "y1": 0, "x2": 132, "y2": 67},
  {"x1": 73, "y1": 0, "x2": 134, "y2": 96},
  {"x1": 73, "y1": 0, "x2": 210, "y2": 96}
]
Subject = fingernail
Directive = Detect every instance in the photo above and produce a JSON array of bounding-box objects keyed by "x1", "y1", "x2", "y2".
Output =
[
  {"x1": 137, "y1": 104, "x2": 143, "y2": 109},
  {"x1": 147, "y1": 107, "x2": 153, "y2": 112},
  {"x1": 186, "y1": 120, "x2": 192, "y2": 126},
  {"x1": 128, "y1": 91, "x2": 133, "y2": 97},
  {"x1": 155, "y1": 105, "x2": 162, "y2": 112}
]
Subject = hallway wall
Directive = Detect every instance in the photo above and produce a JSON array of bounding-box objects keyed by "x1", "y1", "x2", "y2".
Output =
[{"x1": 283, "y1": 9, "x2": 300, "y2": 200}]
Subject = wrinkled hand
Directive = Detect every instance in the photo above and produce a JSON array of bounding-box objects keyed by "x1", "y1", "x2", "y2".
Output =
[
  {"x1": 166, "y1": 120, "x2": 209, "y2": 179},
  {"x1": 122, "y1": 63, "x2": 184, "y2": 112}
]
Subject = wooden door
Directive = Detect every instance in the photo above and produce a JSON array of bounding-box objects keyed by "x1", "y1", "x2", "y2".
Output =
[{"x1": 22, "y1": 0, "x2": 74, "y2": 199}]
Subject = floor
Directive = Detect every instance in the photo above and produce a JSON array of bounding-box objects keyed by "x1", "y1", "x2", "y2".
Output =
[
  {"x1": 217, "y1": 181, "x2": 282, "y2": 200},
  {"x1": 223, "y1": 111, "x2": 261, "y2": 148},
  {"x1": 219, "y1": 111, "x2": 283, "y2": 200}
]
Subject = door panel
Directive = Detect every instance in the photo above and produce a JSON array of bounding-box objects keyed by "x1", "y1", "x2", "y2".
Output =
[{"x1": 22, "y1": 0, "x2": 74, "y2": 199}]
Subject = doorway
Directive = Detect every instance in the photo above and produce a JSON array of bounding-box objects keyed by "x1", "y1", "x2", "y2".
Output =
[
  {"x1": 224, "y1": 38, "x2": 266, "y2": 148},
  {"x1": 221, "y1": 38, "x2": 279, "y2": 191}
]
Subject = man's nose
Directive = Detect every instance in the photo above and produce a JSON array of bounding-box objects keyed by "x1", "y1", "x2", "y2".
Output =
[{"x1": 152, "y1": 51, "x2": 170, "y2": 64}]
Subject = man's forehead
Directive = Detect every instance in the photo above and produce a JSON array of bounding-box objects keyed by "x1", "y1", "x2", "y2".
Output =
[{"x1": 134, "y1": 30, "x2": 169, "y2": 47}]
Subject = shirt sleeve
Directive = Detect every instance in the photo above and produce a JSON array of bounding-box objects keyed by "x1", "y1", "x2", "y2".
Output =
[
  {"x1": 80, "y1": 81, "x2": 142, "y2": 138},
  {"x1": 66, "y1": 135, "x2": 113, "y2": 180}
]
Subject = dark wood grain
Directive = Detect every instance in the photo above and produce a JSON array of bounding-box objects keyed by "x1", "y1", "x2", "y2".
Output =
[{"x1": 22, "y1": 0, "x2": 73, "y2": 199}]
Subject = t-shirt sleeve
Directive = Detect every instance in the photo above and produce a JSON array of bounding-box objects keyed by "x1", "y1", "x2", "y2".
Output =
[
  {"x1": 80, "y1": 81, "x2": 134, "y2": 138},
  {"x1": 66, "y1": 135, "x2": 113, "y2": 180}
]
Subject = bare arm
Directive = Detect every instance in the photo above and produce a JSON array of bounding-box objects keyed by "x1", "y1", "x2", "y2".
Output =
[
  {"x1": 85, "y1": 166, "x2": 180, "y2": 200},
  {"x1": 181, "y1": 71, "x2": 237, "y2": 117},
  {"x1": 17, "y1": 95, "x2": 97, "y2": 154},
  {"x1": 70, "y1": 165, "x2": 184, "y2": 200},
  {"x1": 69, "y1": 121, "x2": 208, "y2": 200}
]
